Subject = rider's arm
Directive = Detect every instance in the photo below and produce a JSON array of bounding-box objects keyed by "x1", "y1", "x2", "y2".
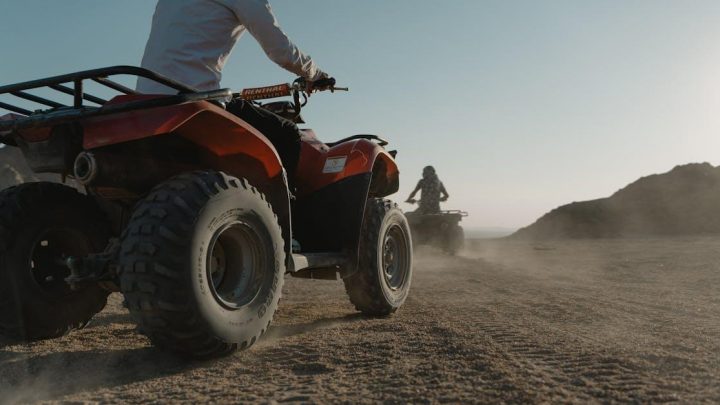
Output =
[
  {"x1": 440, "y1": 182, "x2": 449, "y2": 201},
  {"x1": 229, "y1": 0, "x2": 327, "y2": 81},
  {"x1": 408, "y1": 180, "x2": 422, "y2": 200}
]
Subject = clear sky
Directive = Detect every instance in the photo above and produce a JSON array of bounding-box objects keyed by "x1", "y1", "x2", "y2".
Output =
[{"x1": 2, "y1": 0, "x2": 720, "y2": 228}]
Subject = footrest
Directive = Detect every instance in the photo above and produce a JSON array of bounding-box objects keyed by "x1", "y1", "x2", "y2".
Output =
[{"x1": 291, "y1": 252, "x2": 347, "y2": 272}]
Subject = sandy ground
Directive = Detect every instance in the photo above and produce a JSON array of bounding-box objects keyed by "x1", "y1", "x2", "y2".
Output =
[{"x1": 1, "y1": 236, "x2": 719, "y2": 403}]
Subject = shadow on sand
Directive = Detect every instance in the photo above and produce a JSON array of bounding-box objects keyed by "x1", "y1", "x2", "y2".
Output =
[
  {"x1": 0, "y1": 313, "x2": 366, "y2": 402},
  {"x1": 0, "y1": 346, "x2": 193, "y2": 403},
  {"x1": 264, "y1": 313, "x2": 367, "y2": 342}
]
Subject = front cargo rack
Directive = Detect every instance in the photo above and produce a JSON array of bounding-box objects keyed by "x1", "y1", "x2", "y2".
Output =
[{"x1": 0, "y1": 65, "x2": 232, "y2": 142}]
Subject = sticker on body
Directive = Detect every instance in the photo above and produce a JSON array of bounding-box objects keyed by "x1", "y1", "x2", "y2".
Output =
[{"x1": 322, "y1": 156, "x2": 348, "y2": 174}]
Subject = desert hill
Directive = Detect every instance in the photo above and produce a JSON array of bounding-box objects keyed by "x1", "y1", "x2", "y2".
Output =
[{"x1": 513, "y1": 163, "x2": 720, "y2": 239}]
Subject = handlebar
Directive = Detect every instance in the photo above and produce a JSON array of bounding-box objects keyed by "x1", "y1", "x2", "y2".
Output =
[
  {"x1": 296, "y1": 77, "x2": 349, "y2": 93},
  {"x1": 239, "y1": 77, "x2": 347, "y2": 102},
  {"x1": 406, "y1": 197, "x2": 448, "y2": 204},
  {"x1": 308, "y1": 77, "x2": 336, "y2": 89},
  {"x1": 237, "y1": 77, "x2": 347, "y2": 120}
]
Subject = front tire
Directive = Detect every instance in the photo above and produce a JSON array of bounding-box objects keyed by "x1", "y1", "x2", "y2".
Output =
[
  {"x1": 119, "y1": 171, "x2": 285, "y2": 358},
  {"x1": 344, "y1": 198, "x2": 413, "y2": 316},
  {"x1": 0, "y1": 183, "x2": 111, "y2": 340}
]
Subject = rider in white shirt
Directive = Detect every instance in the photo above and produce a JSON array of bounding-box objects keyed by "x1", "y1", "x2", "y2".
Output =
[
  {"x1": 137, "y1": 0, "x2": 328, "y2": 94},
  {"x1": 136, "y1": 0, "x2": 333, "y2": 185}
]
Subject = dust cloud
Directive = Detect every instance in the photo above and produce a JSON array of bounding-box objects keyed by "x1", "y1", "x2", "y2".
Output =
[{"x1": 465, "y1": 236, "x2": 719, "y2": 400}]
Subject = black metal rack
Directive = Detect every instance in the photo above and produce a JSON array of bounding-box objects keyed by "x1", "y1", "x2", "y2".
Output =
[{"x1": 0, "y1": 66, "x2": 232, "y2": 135}]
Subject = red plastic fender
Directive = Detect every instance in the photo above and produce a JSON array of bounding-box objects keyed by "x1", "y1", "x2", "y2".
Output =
[
  {"x1": 295, "y1": 131, "x2": 399, "y2": 197},
  {"x1": 82, "y1": 95, "x2": 283, "y2": 178}
]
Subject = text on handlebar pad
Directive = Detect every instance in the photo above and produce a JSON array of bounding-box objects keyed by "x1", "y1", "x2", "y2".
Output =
[{"x1": 241, "y1": 84, "x2": 291, "y2": 101}]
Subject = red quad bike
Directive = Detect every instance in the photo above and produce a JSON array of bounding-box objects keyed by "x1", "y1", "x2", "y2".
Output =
[{"x1": 0, "y1": 66, "x2": 413, "y2": 358}]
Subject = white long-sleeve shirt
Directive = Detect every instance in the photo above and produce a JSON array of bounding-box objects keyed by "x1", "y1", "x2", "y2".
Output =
[{"x1": 136, "y1": 0, "x2": 325, "y2": 94}]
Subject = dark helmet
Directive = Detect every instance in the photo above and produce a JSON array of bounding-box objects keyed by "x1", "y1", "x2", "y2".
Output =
[{"x1": 422, "y1": 165, "x2": 436, "y2": 178}]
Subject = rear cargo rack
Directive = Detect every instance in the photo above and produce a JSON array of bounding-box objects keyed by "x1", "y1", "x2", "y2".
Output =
[{"x1": 0, "y1": 66, "x2": 231, "y2": 140}]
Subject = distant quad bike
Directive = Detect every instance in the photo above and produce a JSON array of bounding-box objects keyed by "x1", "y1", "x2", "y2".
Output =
[
  {"x1": 405, "y1": 199, "x2": 467, "y2": 255},
  {"x1": 0, "y1": 66, "x2": 413, "y2": 357}
]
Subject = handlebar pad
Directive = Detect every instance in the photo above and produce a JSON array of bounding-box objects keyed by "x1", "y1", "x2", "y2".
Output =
[{"x1": 241, "y1": 84, "x2": 292, "y2": 101}]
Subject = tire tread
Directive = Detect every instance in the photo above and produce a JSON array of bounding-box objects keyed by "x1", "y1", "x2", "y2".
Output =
[
  {"x1": 120, "y1": 171, "x2": 283, "y2": 358},
  {"x1": 343, "y1": 198, "x2": 411, "y2": 316},
  {"x1": 0, "y1": 182, "x2": 110, "y2": 340}
]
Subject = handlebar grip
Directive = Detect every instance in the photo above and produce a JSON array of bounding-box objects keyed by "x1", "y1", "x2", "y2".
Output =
[{"x1": 312, "y1": 77, "x2": 336, "y2": 88}]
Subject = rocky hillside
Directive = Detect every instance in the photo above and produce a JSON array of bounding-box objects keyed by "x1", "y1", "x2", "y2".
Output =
[{"x1": 513, "y1": 163, "x2": 720, "y2": 239}]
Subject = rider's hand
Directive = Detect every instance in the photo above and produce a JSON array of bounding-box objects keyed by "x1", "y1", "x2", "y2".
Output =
[
  {"x1": 440, "y1": 196, "x2": 448, "y2": 202},
  {"x1": 306, "y1": 73, "x2": 334, "y2": 94}
]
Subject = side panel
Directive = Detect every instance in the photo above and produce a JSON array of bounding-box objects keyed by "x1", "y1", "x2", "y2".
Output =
[
  {"x1": 296, "y1": 136, "x2": 399, "y2": 197},
  {"x1": 293, "y1": 135, "x2": 401, "y2": 277},
  {"x1": 292, "y1": 172, "x2": 371, "y2": 253}
]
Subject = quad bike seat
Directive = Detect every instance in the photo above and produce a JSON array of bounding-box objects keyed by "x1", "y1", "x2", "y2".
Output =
[
  {"x1": 326, "y1": 134, "x2": 388, "y2": 147},
  {"x1": 259, "y1": 100, "x2": 305, "y2": 123}
]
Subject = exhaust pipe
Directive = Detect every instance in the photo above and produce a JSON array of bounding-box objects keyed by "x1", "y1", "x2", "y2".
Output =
[
  {"x1": 73, "y1": 152, "x2": 98, "y2": 185},
  {"x1": 72, "y1": 151, "x2": 195, "y2": 192}
]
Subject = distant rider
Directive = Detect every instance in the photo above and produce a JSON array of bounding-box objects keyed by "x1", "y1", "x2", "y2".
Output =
[
  {"x1": 136, "y1": 0, "x2": 333, "y2": 182},
  {"x1": 406, "y1": 166, "x2": 449, "y2": 214}
]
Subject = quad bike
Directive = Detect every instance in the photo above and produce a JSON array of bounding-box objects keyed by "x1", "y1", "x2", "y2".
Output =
[
  {"x1": 0, "y1": 66, "x2": 413, "y2": 357},
  {"x1": 405, "y1": 199, "x2": 467, "y2": 255}
]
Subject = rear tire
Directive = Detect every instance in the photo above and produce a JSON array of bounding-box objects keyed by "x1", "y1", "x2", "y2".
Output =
[
  {"x1": 119, "y1": 171, "x2": 285, "y2": 358},
  {"x1": 444, "y1": 225, "x2": 465, "y2": 255},
  {"x1": 0, "y1": 183, "x2": 111, "y2": 340},
  {"x1": 343, "y1": 198, "x2": 413, "y2": 316}
]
